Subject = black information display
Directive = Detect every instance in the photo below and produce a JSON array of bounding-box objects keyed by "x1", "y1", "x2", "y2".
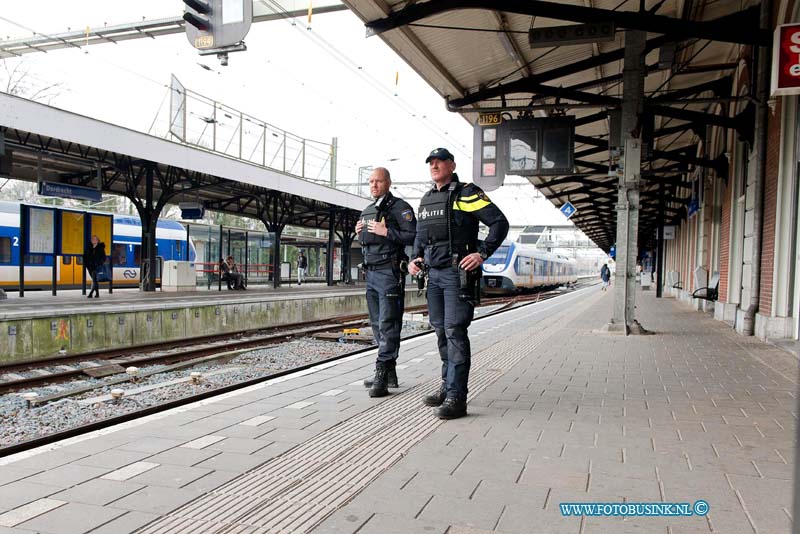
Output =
[{"x1": 473, "y1": 116, "x2": 575, "y2": 191}]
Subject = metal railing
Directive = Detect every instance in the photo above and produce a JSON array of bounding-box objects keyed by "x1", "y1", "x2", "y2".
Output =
[{"x1": 163, "y1": 79, "x2": 335, "y2": 184}]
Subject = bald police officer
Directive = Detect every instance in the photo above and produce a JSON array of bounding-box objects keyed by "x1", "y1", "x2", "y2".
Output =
[
  {"x1": 408, "y1": 148, "x2": 509, "y2": 419},
  {"x1": 357, "y1": 167, "x2": 417, "y2": 397}
]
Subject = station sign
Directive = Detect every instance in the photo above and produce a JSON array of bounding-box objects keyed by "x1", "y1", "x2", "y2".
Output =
[
  {"x1": 772, "y1": 23, "x2": 800, "y2": 96},
  {"x1": 663, "y1": 225, "x2": 676, "y2": 240},
  {"x1": 38, "y1": 181, "x2": 102, "y2": 202},
  {"x1": 560, "y1": 201, "x2": 577, "y2": 219}
]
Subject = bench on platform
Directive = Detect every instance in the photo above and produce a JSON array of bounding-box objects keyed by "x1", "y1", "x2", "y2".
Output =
[
  {"x1": 665, "y1": 270, "x2": 682, "y2": 290},
  {"x1": 692, "y1": 267, "x2": 720, "y2": 302}
]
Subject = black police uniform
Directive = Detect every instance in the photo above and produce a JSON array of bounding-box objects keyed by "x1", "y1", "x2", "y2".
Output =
[
  {"x1": 414, "y1": 173, "x2": 508, "y2": 416},
  {"x1": 360, "y1": 191, "x2": 417, "y2": 397}
]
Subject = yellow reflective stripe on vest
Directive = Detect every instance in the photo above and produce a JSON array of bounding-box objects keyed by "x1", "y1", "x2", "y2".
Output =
[
  {"x1": 459, "y1": 194, "x2": 479, "y2": 202},
  {"x1": 453, "y1": 198, "x2": 491, "y2": 212}
]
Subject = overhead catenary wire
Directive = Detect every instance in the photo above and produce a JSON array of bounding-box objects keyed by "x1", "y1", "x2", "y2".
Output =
[{"x1": 259, "y1": 0, "x2": 471, "y2": 159}]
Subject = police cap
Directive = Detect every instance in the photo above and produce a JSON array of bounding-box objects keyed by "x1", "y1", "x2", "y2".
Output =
[{"x1": 425, "y1": 147, "x2": 455, "y2": 163}]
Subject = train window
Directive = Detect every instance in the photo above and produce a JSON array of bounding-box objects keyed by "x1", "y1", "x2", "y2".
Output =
[
  {"x1": 133, "y1": 245, "x2": 142, "y2": 265},
  {"x1": 484, "y1": 246, "x2": 510, "y2": 265},
  {"x1": 63, "y1": 256, "x2": 71, "y2": 265},
  {"x1": 112, "y1": 244, "x2": 127, "y2": 265},
  {"x1": 0, "y1": 237, "x2": 10, "y2": 263},
  {"x1": 24, "y1": 254, "x2": 45, "y2": 265}
]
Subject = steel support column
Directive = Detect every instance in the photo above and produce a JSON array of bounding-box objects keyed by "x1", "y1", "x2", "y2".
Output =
[
  {"x1": 272, "y1": 229, "x2": 282, "y2": 289},
  {"x1": 139, "y1": 165, "x2": 159, "y2": 292},
  {"x1": 608, "y1": 30, "x2": 647, "y2": 335},
  {"x1": 326, "y1": 209, "x2": 336, "y2": 286},
  {"x1": 656, "y1": 180, "x2": 665, "y2": 298}
]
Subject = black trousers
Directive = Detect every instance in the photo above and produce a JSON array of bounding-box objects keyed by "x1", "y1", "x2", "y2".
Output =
[
  {"x1": 88, "y1": 268, "x2": 99, "y2": 297},
  {"x1": 366, "y1": 267, "x2": 405, "y2": 364},
  {"x1": 427, "y1": 266, "x2": 474, "y2": 398}
]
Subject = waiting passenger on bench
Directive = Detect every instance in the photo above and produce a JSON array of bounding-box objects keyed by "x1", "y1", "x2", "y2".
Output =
[{"x1": 221, "y1": 256, "x2": 245, "y2": 290}]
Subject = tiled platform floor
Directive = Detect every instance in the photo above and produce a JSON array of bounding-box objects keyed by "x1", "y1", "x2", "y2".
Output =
[{"x1": 0, "y1": 286, "x2": 794, "y2": 534}]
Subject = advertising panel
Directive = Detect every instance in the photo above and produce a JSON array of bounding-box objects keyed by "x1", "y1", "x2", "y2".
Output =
[
  {"x1": 772, "y1": 23, "x2": 800, "y2": 96},
  {"x1": 27, "y1": 206, "x2": 56, "y2": 254}
]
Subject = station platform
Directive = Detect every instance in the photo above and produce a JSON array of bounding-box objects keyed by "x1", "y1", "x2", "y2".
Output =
[
  {"x1": 0, "y1": 283, "x2": 413, "y2": 363},
  {"x1": 0, "y1": 283, "x2": 364, "y2": 321},
  {"x1": 0, "y1": 285, "x2": 795, "y2": 534}
]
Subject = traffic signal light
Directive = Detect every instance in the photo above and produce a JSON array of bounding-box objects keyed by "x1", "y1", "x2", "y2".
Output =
[
  {"x1": 183, "y1": 0, "x2": 252, "y2": 64},
  {"x1": 183, "y1": 0, "x2": 214, "y2": 49}
]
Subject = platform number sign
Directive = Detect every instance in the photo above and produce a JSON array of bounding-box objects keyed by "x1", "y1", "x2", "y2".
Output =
[{"x1": 560, "y1": 201, "x2": 577, "y2": 220}]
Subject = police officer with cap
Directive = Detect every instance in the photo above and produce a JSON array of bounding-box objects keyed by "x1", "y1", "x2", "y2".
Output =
[
  {"x1": 357, "y1": 167, "x2": 417, "y2": 397},
  {"x1": 408, "y1": 148, "x2": 509, "y2": 419}
]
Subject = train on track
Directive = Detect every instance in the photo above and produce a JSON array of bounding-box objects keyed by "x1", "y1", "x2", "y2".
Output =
[
  {"x1": 481, "y1": 240, "x2": 577, "y2": 295},
  {"x1": 0, "y1": 201, "x2": 195, "y2": 289}
]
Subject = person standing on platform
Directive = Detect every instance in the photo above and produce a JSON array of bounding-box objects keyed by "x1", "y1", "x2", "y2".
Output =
[
  {"x1": 408, "y1": 148, "x2": 509, "y2": 419},
  {"x1": 600, "y1": 263, "x2": 610, "y2": 291},
  {"x1": 84, "y1": 234, "x2": 106, "y2": 299},
  {"x1": 297, "y1": 250, "x2": 308, "y2": 285},
  {"x1": 357, "y1": 167, "x2": 417, "y2": 398}
]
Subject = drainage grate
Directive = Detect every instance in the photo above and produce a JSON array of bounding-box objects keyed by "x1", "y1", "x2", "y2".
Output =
[{"x1": 136, "y1": 302, "x2": 580, "y2": 534}]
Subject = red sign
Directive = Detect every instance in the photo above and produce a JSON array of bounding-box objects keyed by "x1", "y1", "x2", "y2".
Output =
[{"x1": 772, "y1": 23, "x2": 800, "y2": 96}]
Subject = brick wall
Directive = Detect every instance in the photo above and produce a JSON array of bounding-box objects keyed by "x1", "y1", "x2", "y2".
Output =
[{"x1": 759, "y1": 99, "x2": 782, "y2": 313}]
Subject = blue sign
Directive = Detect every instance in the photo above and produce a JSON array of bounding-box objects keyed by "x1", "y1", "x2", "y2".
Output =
[
  {"x1": 687, "y1": 197, "x2": 699, "y2": 218},
  {"x1": 560, "y1": 201, "x2": 577, "y2": 219},
  {"x1": 39, "y1": 181, "x2": 102, "y2": 202},
  {"x1": 609, "y1": 244, "x2": 616, "y2": 259}
]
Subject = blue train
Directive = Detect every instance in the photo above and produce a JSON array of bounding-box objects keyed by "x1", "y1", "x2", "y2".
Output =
[
  {"x1": 482, "y1": 240, "x2": 577, "y2": 295},
  {"x1": 0, "y1": 201, "x2": 195, "y2": 289}
]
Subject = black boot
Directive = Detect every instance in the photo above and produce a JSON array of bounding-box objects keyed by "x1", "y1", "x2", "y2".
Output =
[
  {"x1": 368, "y1": 362, "x2": 390, "y2": 398},
  {"x1": 387, "y1": 364, "x2": 398, "y2": 388},
  {"x1": 363, "y1": 361, "x2": 399, "y2": 389},
  {"x1": 435, "y1": 396, "x2": 467, "y2": 420},
  {"x1": 422, "y1": 382, "x2": 447, "y2": 407}
]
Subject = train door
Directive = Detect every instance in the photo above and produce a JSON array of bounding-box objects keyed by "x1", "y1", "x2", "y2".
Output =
[
  {"x1": 58, "y1": 255, "x2": 84, "y2": 286},
  {"x1": 60, "y1": 210, "x2": 87, "y2": 288}
]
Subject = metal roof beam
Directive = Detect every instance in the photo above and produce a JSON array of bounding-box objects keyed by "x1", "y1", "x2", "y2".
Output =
[
  {"x1": 654, "y1": 122, "x2": 698, "y2": 138},
  {"x1": 574, "y1": 159, "x2": 608, "y2": 172},
  {"x1": 649, "y1": 75, "x2": 732, "y2": 102},
  {"x1": 651, "y1": 149, "x2": 728, "y2": 174},
  {"x1": 534, "y1": 175, "x2": 597, "y2": 188},
  {"x1": 575, "y1": 111, "x2": 609, "y2": 127},
  {"x1": 448, "y1": 34, "x2": 675, "y2": 109},
  {"x1": 366, "y1": 1, "x2": 767, "y2": 45},
  {"x1": 650, "y1": 103, "x2": 754, "y2": 139}
]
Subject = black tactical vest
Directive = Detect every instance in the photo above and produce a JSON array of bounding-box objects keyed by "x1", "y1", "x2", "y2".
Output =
[
  {"x1": 359, "y1": 196, "x2": 400, "y2": 265},
  {"x1": 417, "y1": 181, "x2": 468, "y2": 247}
]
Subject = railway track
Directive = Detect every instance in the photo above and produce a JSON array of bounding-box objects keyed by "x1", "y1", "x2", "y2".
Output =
[
  {"x1": 0, "y1": 285, "x2": 593, "y2": 395},
  {"x1": 0, "y1": 281, "x2": 596, "y2": 456}
]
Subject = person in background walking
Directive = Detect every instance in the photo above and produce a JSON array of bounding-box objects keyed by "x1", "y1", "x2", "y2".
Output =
[
  {"x1": 297, "y1": 250, "x2": 308, "y2": 285},
  {"x1": 84, "y1": 234, "x2": 106, "y2": 299},
  {"x1": 600, "y1": 263, "x2": 610, "y2": 291}
]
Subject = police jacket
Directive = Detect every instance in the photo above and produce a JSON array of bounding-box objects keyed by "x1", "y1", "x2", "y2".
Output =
[
  {"x1": 413, "y1": 174, "x2": 509, "y2": 269},
  {"x1": 359, "y1": 192, "x2": 417, "y2": 267}
]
